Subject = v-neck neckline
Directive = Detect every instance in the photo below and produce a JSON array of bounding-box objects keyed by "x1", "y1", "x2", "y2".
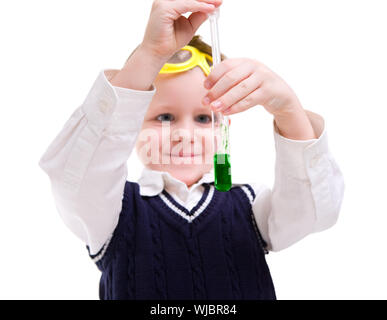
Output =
[
  {"x1": 146, "y1": 182, "x2": 228, "y2": 238},
  {"x1": 161, "y1": 183, "x2": 211, "y2": 217},
  {"x1": 153, "y1": 182, "x2": 221, "y2": 224}
]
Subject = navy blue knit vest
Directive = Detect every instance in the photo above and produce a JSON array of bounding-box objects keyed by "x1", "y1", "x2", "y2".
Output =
[{"x1": 86, "y1": 181, "x2": 276, "y2": 300}]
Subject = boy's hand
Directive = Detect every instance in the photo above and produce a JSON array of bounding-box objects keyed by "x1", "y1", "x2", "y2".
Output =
[
  {"x1": 142, "y1": 0, "x2": 223, "y2": 62},
  {"x1": 202, "y1": 58, "x2": 316, "y2": 140},
  {"x1": 202, "y1": 58, "x2": 302, "y2": 117}
]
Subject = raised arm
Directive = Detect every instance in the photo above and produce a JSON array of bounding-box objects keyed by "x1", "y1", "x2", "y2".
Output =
[
  {"x1": 38, "y1": 0, "x2": 225, "y2": 256},
  {"x1": 38, "y1": 60, "x2": 158, "y2": 255},
  {"x1": 251, "y1": 110, "x2": 345, "y2": 252}
]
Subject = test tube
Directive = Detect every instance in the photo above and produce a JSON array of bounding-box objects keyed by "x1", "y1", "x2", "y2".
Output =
[{"x1": 208, "y1": 8, "x2": 232, "y2": 192}]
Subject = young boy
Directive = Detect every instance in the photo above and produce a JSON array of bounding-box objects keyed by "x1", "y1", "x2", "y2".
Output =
[{"x1": 39, "y1": 0, "x2": 344, "y2": 299}]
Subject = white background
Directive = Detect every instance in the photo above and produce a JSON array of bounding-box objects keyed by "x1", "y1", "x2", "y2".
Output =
[{"x1": 1, "y1": 0, "x2": 386, "y2": 299}]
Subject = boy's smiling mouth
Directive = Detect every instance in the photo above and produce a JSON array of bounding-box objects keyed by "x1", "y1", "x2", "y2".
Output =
[{"x1": 170, "y1": 152, "x2": 202, "y2": 158}]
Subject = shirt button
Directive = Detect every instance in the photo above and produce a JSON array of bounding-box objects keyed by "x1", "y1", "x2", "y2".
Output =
[{"x1": 99, "y1": 99, "x2": 110, "y2": 113}]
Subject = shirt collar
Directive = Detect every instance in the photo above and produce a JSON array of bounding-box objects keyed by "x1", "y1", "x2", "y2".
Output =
[{"x1": 137, "y1": 166, "x2": 215, "y2": 197}]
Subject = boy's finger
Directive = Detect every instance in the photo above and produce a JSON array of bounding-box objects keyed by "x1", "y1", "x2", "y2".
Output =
[
  {"x1": 205, "y1": 63, "x2": 255, "y2": 103},
  {"x1": 187, "y1": 0, "x2": 223, "y2": 35},
  {"x1": 223, "y1": 89, "x2": 265, "y2": 116},
  {"x1": 204, "y1": 58, "x2": 243, "y2": 89},
  {"x1": 188, "y1": 11, "x2": 209, "y2": 33},
  {"x1": 171, "y1": 0, "x2": 216, "y2": 18},
  {"x1": 210, "y1": 72, "x2": 262, "y2": 112},
  {"x1": 196, "y1": 0, "x2": 223, "y2": 6}
]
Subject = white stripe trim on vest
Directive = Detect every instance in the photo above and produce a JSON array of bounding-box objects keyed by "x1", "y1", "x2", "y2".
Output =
[
  {"x1": 159, "y1": 185, "x2": 215, "y2": 223},
  {"x1": 240, "y1": 185, "x2": 254, "y2": 205},
  {"x1": 92, "y1": 232, "x2": 114, "y2": 263},
  {"x1": 191, "y1": 185, "x2": 215, "y2": 221}
]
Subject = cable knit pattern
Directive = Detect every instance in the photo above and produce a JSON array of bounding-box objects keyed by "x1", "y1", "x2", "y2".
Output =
[
  {"x1": 221, "y1": 206, "x2": 242, "y2": 299},
  {"x1": 150, "y1": 208, "x2": 167, "y2": 299},
  {"x1": 186, "y1": 237, "x2": 207, "y2": 299},
  {"x1": 242, "y1": 184, "x2": 269, "y2": 254},
  {"x1": 236, "y1": 185, "x2": 275, "y2": 299},
  {"x1": 87, "y1": 180, "x2": 276, "y2": 300}
]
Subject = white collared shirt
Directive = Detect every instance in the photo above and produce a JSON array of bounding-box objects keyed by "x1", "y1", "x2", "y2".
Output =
[{"x1": 38, "y1": 69, "x2": 345, "y2": 256}]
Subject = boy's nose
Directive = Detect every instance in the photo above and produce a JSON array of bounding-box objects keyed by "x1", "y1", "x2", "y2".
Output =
[
  {"x1": 172, "y1": 127, "x2": 194, "y2": 142},
  {"x1": 171, "y1": 119, "x2": 197, "y2": 141}
]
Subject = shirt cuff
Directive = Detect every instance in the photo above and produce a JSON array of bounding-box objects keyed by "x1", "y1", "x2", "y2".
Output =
[
  {"x1": 273, "y1": 109, "x2": 329, "y2": 181},
  {"x1": 81, "y1": 69, "x2": 156, "y2": 135}
]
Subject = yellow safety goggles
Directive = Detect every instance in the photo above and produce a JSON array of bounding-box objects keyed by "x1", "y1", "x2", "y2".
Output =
[{"x1": 159, "y1": 45, "x2": 213, "y2": 77}]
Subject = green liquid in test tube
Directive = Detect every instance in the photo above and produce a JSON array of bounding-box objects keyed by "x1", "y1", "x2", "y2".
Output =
[{"x1": 208, "y1": 8, "x2": 232, "y2": 192}]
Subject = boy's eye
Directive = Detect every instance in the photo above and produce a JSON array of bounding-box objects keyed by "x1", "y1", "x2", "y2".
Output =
[
  {"x1": 196, "y1": 114, "x2": 212, "y2": 124},
  {"x1": 156, "y1": 113, "x2": 175, "y2": 122}
]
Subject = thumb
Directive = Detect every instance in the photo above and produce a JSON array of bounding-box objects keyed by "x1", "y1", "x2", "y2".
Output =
[{"x1": 188, "y1": 11, "x2": 209, "y2": 34}]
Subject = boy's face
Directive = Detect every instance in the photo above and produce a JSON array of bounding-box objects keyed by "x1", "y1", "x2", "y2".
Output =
[{"x1": 135, "y1": 66, "x2": 217, "y2": 188}]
